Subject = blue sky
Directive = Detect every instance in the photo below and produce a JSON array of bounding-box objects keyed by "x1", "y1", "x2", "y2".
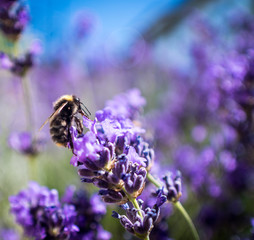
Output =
[{"x1": 27, "y1": 0, "x2": 185, "y2": 49}]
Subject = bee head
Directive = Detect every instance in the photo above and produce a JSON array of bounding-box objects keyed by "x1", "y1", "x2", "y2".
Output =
[
  {"x1": 72, "y1": 95, "x2": 91, "y2": 117},
  {"x1": 73, "y1": 95, "x2": 81, "y2": 105}
]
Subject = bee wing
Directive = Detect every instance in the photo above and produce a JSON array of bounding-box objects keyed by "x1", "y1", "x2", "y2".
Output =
[{"x1": 39, "y1": 101, "x2": 68, "y2": 131}]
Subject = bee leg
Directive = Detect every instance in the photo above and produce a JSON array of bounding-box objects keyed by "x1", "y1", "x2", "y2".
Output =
[
  {"x1": 74, "y1": 116, "x2": 83, "y2": 134},
  {"x1": 68, "y1": 127, "x2": 77, "y2": 156},
  {"x1": 79, "y1": 109, "x2": 90, "y2": 119},
  {"x1": 72, "y1": 148, "x2": 77, "y2": 156},
  {"x1": 70, "y1": 139, "x2": 77, "y2": 156}
]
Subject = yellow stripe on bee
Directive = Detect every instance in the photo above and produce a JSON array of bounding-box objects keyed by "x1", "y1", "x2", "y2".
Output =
[
  {"x1": 59, "y1": 95, "x2": 73, "y2": 101},
  {"x1": 55, "y1": 142, "x2": 65, "y2": 147},
  {"x1": 53, "y1": 94, "x2": 74, "y2": 107}
]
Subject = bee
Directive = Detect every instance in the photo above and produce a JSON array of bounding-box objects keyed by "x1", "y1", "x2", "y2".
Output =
[{"x1": 40, "y1": 95, "x2": 91, "y2": 153}]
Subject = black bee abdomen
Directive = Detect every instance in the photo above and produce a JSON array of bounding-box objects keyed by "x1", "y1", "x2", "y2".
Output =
[{"x1": 50, "y1": 118, "x2": 71, "y2": 147}]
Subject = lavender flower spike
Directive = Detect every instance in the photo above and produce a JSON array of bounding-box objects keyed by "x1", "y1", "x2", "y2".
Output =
[
  {"x1": 0, "y1": 50, "x2": 36, "y2": 76},
  {"x1": 0, "y1": 229, "x2": 20, "y2": 240},
  {"x1": 0, "y1": 0, "x2": 17, "y2": 10},
  {"x1": 70, "y1": 90, "x2": 150, "y2": 204},
  {"x1": 61, "y1": 186, "x2": 111, "y2": 240},
  {"x1": 9, "y1": 182, "x2": 79, "y2": 240},
  {"x1": 162, "y1": 171, "x2": 182, "y2": 202},
  {"x1": 0, "y1": 1, "x2": 29, "y2": 41},
  {"x1": 8, "y1": 132, "x2": 45, "y2": 156},
  {"x1": 112, "y1": 197, "x2": 165, "y2": 240}
]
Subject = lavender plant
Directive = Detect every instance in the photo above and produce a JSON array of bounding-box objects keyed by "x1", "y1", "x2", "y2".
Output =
[
  {"x1": 0, "y1": 228, "x2": 20, "y2": 240},
  {"x1": 0, "y1": 0, "x2": 29, "y2": 42},
  {"x1": 0, "y1": 0, "x2": 36, "y2": 130},
  {"x1": 3, "y1": 2, "x2": 254, "y2": 240},
  {"x1": 144, "y1": 11, "x2": 254, "y2": 239},
  {"x1": 0, "y1": 0, "x2": 45, "y2": 192},
  {"x1": 9, "y1": 182, "x2": 79, "y2": 240},
  {"x1": 8, "y1": 131, "x2": 45, "y2": 157},
  {"x1": 9, "y1": 182, "x2": 110, "y2": 240},
  {"x1": 68, "y1": 89, "x2": 199, "y2": 240},
  {"x1": 61, "y1": 185, "x2": 111, "y2": 240}
]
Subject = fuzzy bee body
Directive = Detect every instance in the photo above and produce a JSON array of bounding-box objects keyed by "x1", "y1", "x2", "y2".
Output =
[
  {"x1": 40, "y1": 95, "x2": 90, "y2": 152},
  {"x1": 50, "y1": 114, "x2": 69, "y2": 147}
]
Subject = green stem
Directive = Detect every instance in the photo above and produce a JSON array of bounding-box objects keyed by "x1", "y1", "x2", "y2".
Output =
[
  {"x1": 0, "y1": 33, "x2": 19, "y2": 55},
  {"x1": 131, "y1": 197, "x2": 140, "y2": 209},
  {"x1": 0, "y1": 33, "x2": 6, "y2": 53},
  {"x1": 9, "y1": 39, "x2": 33, "y2": 131},
  {"x1": 12, "y1": 41, "x2": 18, "y2": 57},
  {"x1": 123, "y1": 188, "x2": 143, "y2": 219},
  {"x1": 9, "y1": 40, "x2": 33, "y2": 131},
  {"x1": 28, "y1": 155, "x2": 37, "y2": 181},
  {"x1": 122, "y1": 188, "x2": 150, "y2": 240},
  {"x1": 144, "y1": 234, "x2": 150, "y2": 240},
  {"x1": 147, "y1": 172, "x2": 161, "y2": 188},
  {"x1": 130, "y1": 198, "x2": 149, "y2": 240},
  {"x1": 3, "y1": 37, "x2": 12, "y2": 55},
  {"x1": 21, "y1": 75, "x2": 34, "y2": 132},
  {"x1": 147, "y1": 173, "x2": 200, "y2": 240},
  {"x1": 173, "y1": 201, "x2": 200, "y2": 240}
]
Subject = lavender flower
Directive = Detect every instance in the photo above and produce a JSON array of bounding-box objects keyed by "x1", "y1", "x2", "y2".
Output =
[
  {"x1": 112, "y1": 193, "x2": 166, "y2": 239},
  {"x1": 143, "y1": 11, "x2": 254, "y2": 239},
  {"x1": 37, "y1": 205, "x2": 78, "y2": 240},
  {"x1": 71, "y1": 116, "x2": 148, "y2": 203},
  {"x1": 0, "y1": 52, "x2": 13, "y2": 69},
  {"x1": 67, "y1": 90, "x2": 179, "y2": 239},
  {"x1": 69, "y1": 90, "x2": 151, "y2": 204},
  {"x1": 0, "y1": 51, "x2": 35, "y2": 76},
  {"x1": 73, "y1": 11, "x2": 95, "y2": 39},
  {"x1": 9, "y1": 182, "x2": 79, "y2": 240},
  {"x1": 61, "y1": 186, "x2": 111, "y2": 240},
  {"x1": 103, "y1": 88, "x2": 146, "y2": 120},
  {"x1": 0, "y1": 229, "x2": 20, "y2": 240},
  {"x1": 161, "y1": 171, "x2": 182, "y2": 203},
  {"x1": 10, "y1": 52, "x2": 34, "y2": 76},
  {"x1": 8, "y1": 132, "x2": 45, "y2": 156},
  {"x1": 0, "y1": 1, "x2": 29, "y2": 41},
  {"x1": 136, "y1": 183, "x2": 174, "y2": 240},
  {"x1": 0, "y1": 0, "x2": 17, "y2": 10}
]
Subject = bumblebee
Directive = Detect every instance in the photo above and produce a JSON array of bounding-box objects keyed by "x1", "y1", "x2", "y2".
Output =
[{"x1": 40, "y1": 95, "x2": 91, "y2": 152}]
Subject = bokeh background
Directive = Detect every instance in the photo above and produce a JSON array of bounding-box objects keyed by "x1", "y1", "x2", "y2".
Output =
[{"x1": 1, "y1": 0, "x2": 254, "y2": 239}]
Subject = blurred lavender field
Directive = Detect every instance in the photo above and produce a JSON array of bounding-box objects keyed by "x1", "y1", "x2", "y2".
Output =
[{"x1": 1, "y1": 0, "x2": 254, "y2": 240}]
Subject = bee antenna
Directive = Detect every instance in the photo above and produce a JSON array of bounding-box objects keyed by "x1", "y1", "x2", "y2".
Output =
[
  {"x1": 81, "y1": 107, "x2": 91, "y2": 117},
  {"x1": 81, "y1": 102, "x2": 91, "y2": 115}
]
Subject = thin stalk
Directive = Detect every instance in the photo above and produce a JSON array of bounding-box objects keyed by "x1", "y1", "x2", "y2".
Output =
[
  {"x1": 122, "y1": 188, "x2": 150, "y2": 240},
  {"x1": 131, "y1": 198, "x2": 142, "y2": 217},
  {"x1": 144, "y1": 234, "x2": 150, "y2": 240},
  {"x1": 123, "y1": 188, "x2": 143, "y2": 219},
  {"x1": 28, "y1": 155, "x2": 37, "y2": 181},
  {"x1": 21, "y1": 74, "x2": 34, "y2": 132},
  {"x1": 0, "y1": 34, "x2": 7, "y2": 53},
  {"x1": 174, "y1": 201, "x2": 200, "y2": 240},
  {"x1": 130, "y1": 198, "x2": 150, "y2": 240},
  {"x1": 147, "y1": 172, "x2": 200, "y2": 240},
  {"x1": 4, "y1": 37, "x2": 18, "y2": 56},
  {"x1": 3, "y1": 36, "x2": 12, "y2": 55},
  {"x1": 12, "y1": 41, "x2": 18, "y2": 57},
  {"x1": 9, "y1": 40, "x2": 33, "y2": 131},
  {"x1": 147, "y1": 172, "x2": 161, "y2": 188}
]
